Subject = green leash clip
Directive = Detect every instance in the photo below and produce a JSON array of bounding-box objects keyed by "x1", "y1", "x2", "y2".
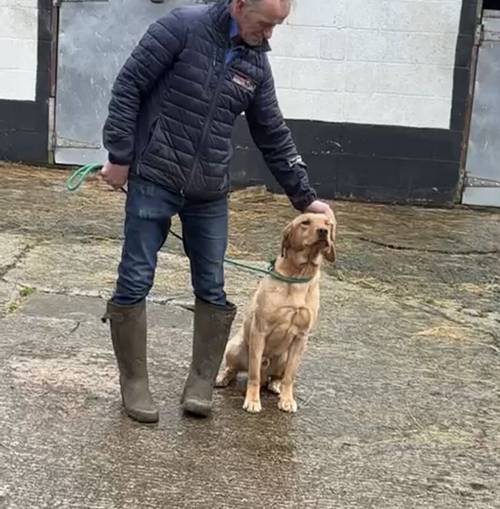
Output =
[{"x1": 65, "y1": 163, "x2": 102, "y2": 192}]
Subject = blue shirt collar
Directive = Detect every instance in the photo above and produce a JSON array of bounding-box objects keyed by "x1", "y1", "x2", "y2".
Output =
[{"x1": 229, "y1": 17, "x2": 239, "y2": 40}]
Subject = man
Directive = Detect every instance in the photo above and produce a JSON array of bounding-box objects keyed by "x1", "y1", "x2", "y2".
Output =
[{"x1": 100, "y1": 0, "x2": 334, "y2": 423}]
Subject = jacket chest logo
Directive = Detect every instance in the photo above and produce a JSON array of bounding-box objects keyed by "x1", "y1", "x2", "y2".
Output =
[{"x1": 231, "y1": 72, "x2": 256, "y2": 93}]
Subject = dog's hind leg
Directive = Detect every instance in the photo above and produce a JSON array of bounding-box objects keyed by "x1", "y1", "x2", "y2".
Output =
[
  {"x1": 215, "y1": 366, "x2": 237, "y2": 388},
  {"x1": 267, "y1": 378, "x2": 282, "y2": 394},
  {"x1": 215, "y1": 328, "x2": 247, "y2": 388},
  {"x1": 266, "y1": 353, "x2": 287, "y2": 394}
]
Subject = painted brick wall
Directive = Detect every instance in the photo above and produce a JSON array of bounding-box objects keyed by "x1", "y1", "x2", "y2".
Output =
[
  {"x1": 269, "y1": 0, "x2": 463, "y2": 129},
  {"x1": 0, "y1": 0, "x2": 39, "y2": 101},
  {"x1": 0, "y1": 0, "x2": 50, "y2": 163}
]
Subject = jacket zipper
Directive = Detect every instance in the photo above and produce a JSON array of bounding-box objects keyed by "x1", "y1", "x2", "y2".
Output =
[
  {"x1": 137, "y1": 117, "x2": 159, "y2": 176},
  {"x1": 182, "y1": 45, "x2": 229, "y2": 196},
  {"x1": 203, "y1": 49, "x2": 217, "y2": 90}
]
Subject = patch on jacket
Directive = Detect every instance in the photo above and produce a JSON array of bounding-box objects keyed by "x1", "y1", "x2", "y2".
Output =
[
  {"x1": 288, "y1": 155, "x2": 306, "y2": 168},
  {"x1": 231, "y1": 72, "x2": 256, "y2": 93}
]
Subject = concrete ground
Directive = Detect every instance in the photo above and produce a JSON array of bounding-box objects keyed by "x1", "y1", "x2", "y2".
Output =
[{"x1": 0, "y1": 162, "x2": 499, "y2": 509}]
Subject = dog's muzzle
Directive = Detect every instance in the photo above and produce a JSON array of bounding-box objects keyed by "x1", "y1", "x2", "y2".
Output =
[{"x1": 317, "y1": 228, "x2": 329, "y2": 240}]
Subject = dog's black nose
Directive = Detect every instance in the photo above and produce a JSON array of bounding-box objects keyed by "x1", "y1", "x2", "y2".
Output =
[{"x1": 318, "y1": 228, "x2": 328, "y2": 239}]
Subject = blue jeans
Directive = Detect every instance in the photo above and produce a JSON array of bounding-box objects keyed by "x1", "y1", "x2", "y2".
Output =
[{"x1": 112, "y1": 175, "x2": 228, "y2": 307}]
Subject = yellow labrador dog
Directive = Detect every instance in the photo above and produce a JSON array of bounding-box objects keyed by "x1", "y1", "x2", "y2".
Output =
[{"x1": 215, "y1": 212, "x2": 336, "y2": 413}]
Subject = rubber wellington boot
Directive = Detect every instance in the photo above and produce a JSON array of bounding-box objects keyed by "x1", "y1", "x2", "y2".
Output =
[
  {"x1": 181, "y1": 297, "x2": 237, "y2": 417},
  {"x1": 102, "y1": 300, "x2": 159, "y2": 423}
]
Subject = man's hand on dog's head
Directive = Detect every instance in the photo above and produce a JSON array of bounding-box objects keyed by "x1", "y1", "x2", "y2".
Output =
[{"x1": 304, "y1": 200, "x2": 335, "y2": 220}]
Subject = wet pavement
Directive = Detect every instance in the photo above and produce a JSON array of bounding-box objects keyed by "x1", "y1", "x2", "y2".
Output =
[{"x1": 0, "y1": 162, "x2": 499, "y2": 508}]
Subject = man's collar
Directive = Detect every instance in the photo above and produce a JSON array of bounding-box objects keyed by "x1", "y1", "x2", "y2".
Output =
[
  {"x1": 229, "y1": 17, "x2": 239, "y2": 40},
  {"x1": 229, "y1": 17, "x2": 244, "y2": 47}
]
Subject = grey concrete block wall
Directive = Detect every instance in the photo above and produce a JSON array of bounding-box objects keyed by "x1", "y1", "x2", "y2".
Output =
[{"x1": 269, "y1": 0, "x2": 463, "y2": 129}]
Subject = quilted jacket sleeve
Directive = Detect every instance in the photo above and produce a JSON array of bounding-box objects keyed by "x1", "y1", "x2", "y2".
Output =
[
  {"x1": 245, "y1": 58, "x2": 317, "y2": 212},
  {"x1": 102, "y1": 10, "x2": 185, "y2": 165}
]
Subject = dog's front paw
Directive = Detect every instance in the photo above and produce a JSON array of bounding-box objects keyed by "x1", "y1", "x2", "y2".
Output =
[
  {"x1": 278, "y1": 397, "x2": 297, "y2": 413},
  {"x1": 243, "y1": 398, "x2": 262, "y2": 413}
]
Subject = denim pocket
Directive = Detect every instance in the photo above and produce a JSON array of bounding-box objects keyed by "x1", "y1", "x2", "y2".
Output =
[{"x1": 126, "y1": 176, "x2": 181, "y2": 221}]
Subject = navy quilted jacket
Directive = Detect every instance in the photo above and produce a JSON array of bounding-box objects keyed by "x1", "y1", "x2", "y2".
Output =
[{"x1": 102, "y1": 0, "x2": 317, "y2": 210}]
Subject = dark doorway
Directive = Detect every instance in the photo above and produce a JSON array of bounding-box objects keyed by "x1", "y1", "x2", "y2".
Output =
[{"x1": 483, "y1": 0, "x2": 500, "y2": 10}]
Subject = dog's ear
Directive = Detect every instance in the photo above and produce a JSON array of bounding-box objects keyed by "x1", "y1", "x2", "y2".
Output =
[
  {"x1": 281, "y1": 222, "x2": 294, "y2": 258},
  {"x1": 323, "y1": 223, "x2": 336, "y2": 262}
]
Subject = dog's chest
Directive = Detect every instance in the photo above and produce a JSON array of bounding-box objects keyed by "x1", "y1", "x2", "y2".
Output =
[
  {"x1": 263, "y1": 304, "x2": 316, "y2": 354},
  {"x1": 290, "y1": 306, "x2": 313, "y2": 330},
  {"x1": 257, "y1": 280, "x2": 319, "y2": 353}
]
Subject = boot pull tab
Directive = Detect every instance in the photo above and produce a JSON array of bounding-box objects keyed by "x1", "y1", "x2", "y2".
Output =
[{"x1": 101, "y1": 311, "x2": 125, "y2": 324}]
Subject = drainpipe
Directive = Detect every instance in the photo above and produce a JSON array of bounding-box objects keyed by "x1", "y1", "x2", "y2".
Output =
[
  {"x1": 456, "y1": 0, "x2": 484, "y2": 204},
  {"x1": 48, "y1": 0, "x2": 61, "y2": 165}
]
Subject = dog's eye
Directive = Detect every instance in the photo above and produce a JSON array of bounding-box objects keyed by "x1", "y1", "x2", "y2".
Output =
[{"x1": 301, "y1": 219, "x2": 311, "y2": 226}]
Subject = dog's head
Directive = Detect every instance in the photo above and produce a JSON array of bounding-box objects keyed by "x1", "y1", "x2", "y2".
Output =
[{"x1": 281, "y1": 212, "x2": 336, "y2": 263}]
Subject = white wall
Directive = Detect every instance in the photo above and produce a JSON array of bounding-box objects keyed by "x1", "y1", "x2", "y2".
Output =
[
  {"x1": 0, "y1": 0, "x2": 38, "y2": 101},
  {"x1": 270, "y1": 0, "x2": 463, "y2": 129}
]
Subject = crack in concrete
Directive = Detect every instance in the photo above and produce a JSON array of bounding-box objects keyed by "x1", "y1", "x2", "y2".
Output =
[
  {"x1": 69, "y1": 321, "x2": 81, "y2": 335},
  {"x1": 336, "y1": 273, "x2": 500, "y2": 350},
  {"x1": 2, "y1": 286, "x2": 194, "y2": 314},
  {"x1": 400, "y1": 300, "x2": 500, "y2": 350},
  {"x1": 0, "y1": 242, "x2": 36, "y2": 279},
  {"x1": 359, "y1": 237, "x2": 499, "y2": 256}
]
